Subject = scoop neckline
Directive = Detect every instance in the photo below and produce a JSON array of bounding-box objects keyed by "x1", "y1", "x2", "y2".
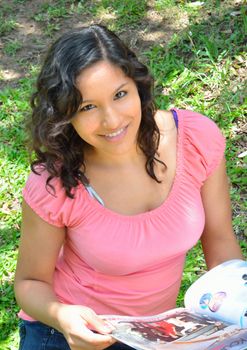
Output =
[{"x1": 79, "y1": 108, "x2": 184, "y2": 221}]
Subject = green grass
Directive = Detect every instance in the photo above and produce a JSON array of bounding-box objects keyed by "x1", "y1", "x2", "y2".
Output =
[
  {"x1": 67, "y1": 0, "x2": 148, "y2": 31},
  {"x1": 146, "y1": 4, "x2": 247, "y2": 194},
  {"x1": 32, "y1": 0, "x2": 69, "y2": 36},
  {"x1": 0, "y1": 17, "x2": 17, "y2": 35},
  {"x1": 99, "y1": 0, "x2": 147, "y2": 29},
  {"x1": 34, "y1": 1, "x2": 68, "y2": 21},
  {"x1": 3, "y1": 40, "x2": 22, "y2": 56},
  {"x1": 0, "y1": 1, "x2": 246, "y2": 349},
  {"x1": 0, "y1": 229, "x2": 20, "y2": 348},
  {"x1": 0, "y1": 78, "x2": 32, "y2": 349}
]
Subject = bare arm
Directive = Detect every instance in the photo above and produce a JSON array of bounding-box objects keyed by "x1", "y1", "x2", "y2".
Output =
[
  {"x1": 200, "y1": 157, "x2": 243, "y2": 269},
  {"x1": 14, "y1": 200, "x2": 66, "y2": 323},
  {"x1": 14, "y1": 200, "x2": 114, "y2": 350}
]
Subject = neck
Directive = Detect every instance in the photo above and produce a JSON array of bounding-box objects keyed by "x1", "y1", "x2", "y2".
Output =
[{"x1": 84, "y1": 145, "x2": 145, "y2": 169}]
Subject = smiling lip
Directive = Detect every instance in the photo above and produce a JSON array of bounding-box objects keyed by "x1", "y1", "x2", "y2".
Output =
[{"x1": 103, "y1": 125, "x2": 128, "y2": 142}]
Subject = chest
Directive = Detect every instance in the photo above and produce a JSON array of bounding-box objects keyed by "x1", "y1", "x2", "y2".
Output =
[
  {"x1": 67, "y1": 186, "x2": 205, "y2": 275},
  {"x1": 91, "y1": 168, "x2": 175, "y2": 215},
  {"x1": 85, "y1": 131, "x2": 177, "y2": 216}
]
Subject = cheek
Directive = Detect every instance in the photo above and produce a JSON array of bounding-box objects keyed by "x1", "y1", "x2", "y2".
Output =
[
  {"x1": 124, "y1": 95, "x2": 142, "y2": 118},
  {"x1": 71, "y1": 116, "x2": 98, "y2": 137},
  {"x1": 134, "y1": 93, "x2": 142, "y2": 115},
  {"x1": 134, "y1": 99, "x2": 142, "y2": 122}
]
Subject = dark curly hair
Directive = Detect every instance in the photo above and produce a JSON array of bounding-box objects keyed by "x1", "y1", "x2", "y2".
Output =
[{"x1": 30, "y1": 24, "x2": 164, "y2": 198}]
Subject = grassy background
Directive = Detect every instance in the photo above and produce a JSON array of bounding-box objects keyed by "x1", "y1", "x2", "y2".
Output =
[{"x1": 0, "y1": 0, "x2": 246, "y2": 349}]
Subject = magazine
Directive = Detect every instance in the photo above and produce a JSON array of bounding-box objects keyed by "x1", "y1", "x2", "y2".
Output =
[{"x1": 103, "y1": 259, "x2": 247, "y2": 350}]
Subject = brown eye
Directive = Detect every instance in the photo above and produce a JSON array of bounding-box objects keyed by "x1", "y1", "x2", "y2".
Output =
[
  {"x1": 80, "y1": 104, "x2": 96, "y2": 112},
  {"x1": 114, "y1": 91, "x2": 127, "y2": 100}
]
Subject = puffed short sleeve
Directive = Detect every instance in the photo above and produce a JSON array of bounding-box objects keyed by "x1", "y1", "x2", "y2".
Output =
[
  {"x1": 23, "y1": 167, "x2": 75, "y2": 227},
  {"x1": 180, "y1": 109, "x2": 226, "y2": 185}
]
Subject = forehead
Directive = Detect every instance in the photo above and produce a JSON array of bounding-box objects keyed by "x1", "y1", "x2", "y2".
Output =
[{"x1": 76, "y1": 60, "x2": 130, "y2": 92}]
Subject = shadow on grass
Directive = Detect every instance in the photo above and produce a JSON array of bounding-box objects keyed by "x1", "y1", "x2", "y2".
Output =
[
  {"x1": 146, "y1": 5, "x2": 246, "y2": 92},
  {"x1": 1, "y1": 1, "x2": 245, "y2": 89},
  {"x1": 1, "y1": 2, "x2": 245, "y2": 145}
]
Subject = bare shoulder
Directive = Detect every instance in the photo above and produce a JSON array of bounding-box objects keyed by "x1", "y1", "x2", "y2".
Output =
[
  {"x1": 154, "y1": 109, "x2": 175, "y2": 134},
  {"x1": 154, "y1": 110, "x2": 177, "y2": 165},
  {"x1": 155, "y1": 109, "x2": 177, "y2": 149}
]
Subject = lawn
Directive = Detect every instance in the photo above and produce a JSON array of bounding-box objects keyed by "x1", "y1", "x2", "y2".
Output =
[{"x1": 0, "y1": 0, "x2": 246, "y2": 349}]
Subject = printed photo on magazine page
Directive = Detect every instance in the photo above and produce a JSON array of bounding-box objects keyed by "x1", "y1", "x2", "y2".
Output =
[
  {"x1": 103, "y1": 260, "x2": 247, "y2": 349},
  {"x1": 104, "y1": 308, "x2": 241, "y2": 350}
]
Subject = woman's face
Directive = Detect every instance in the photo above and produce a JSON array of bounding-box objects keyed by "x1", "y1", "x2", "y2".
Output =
[{"x1": 71, "y1": 60, "x2": 142, "y2": 159}]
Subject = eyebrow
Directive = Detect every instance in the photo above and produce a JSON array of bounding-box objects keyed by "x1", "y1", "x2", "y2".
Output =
[{"x1": 81, "y1": 82, "x2": 129, "y2": 104}]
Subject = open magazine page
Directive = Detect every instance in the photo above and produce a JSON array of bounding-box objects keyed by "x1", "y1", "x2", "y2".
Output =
[
  {"x1": 205, "y1": 328, "x2": 247, "y2": 350},
  {"x1": 104, "y1": 308, "x2": 240, "y2": 350},
  {"x1": 184, "y1": 259, "x2": 247, "y2": 328},
  {"x1": 103, "y1": 260, "x2": 247, "y2": 349}
]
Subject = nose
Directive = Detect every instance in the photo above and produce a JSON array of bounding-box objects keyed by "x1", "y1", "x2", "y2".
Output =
[{"x1": 102, "y1": 104, "x2": 121, "y2": 130}]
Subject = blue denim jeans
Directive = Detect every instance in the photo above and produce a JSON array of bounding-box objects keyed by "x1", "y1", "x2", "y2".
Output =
[{"x1": 19, "y1": 320, "x2": 136, "y2": 350}]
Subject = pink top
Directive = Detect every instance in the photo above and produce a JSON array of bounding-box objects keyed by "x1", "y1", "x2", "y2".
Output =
[{"x1": 19, "y1": 109, "x2": 225, "y2": 320}]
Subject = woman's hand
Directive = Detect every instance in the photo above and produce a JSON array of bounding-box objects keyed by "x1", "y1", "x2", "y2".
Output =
[{"x1": 57, "y1": 304, "x2": 116, "y2": 350}]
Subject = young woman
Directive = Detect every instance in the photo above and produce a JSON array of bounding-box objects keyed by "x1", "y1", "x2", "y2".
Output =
[{"x1": 14, "y1": 24, "x2": 243, "y2": 350}]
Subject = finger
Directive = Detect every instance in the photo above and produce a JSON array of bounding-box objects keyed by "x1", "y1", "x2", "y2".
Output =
[
  {"x1": 73, "y1": 328, "x2": 115, "y2": 349},
  {"x1": 81, "y1": 310, "x2": 114, "y2": 334}
]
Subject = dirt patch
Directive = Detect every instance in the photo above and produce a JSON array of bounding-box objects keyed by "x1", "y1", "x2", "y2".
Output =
[
  {"x1": 0, "y1": 0, "x2": 191, "y2": 90},
  {"x1": 1, "y1": 0, "x2": 245, "y2": 91}
]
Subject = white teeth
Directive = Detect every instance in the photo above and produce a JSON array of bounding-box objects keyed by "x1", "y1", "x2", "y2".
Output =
[{"x1": 105, "y1": 127, "x2": 125, "y2": 138}]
